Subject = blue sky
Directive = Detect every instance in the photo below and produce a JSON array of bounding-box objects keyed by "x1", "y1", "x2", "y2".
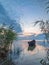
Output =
[{"x1": 0, "y1": 0, "x2": 49, "y2": 34}]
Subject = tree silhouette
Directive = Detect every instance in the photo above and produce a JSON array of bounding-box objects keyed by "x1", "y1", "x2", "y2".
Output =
[
  {"x1": 34, "y1": 20, "x2": 49, "y2": 44},
  {"x1": 46, "y1": 1, "x2": 49, "y2": 13},
  {"x1": 0, "y1": 24, "x2": 17, "y2": 57}
]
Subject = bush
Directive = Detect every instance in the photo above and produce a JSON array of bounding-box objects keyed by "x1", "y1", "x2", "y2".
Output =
[{"x1": 0, "y1": 24, "x2": 17, "y2": 57}]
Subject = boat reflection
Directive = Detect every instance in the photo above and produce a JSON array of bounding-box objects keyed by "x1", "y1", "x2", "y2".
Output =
[{"x1": 11, "y1": 40, "x2": 47, "y2": 65}]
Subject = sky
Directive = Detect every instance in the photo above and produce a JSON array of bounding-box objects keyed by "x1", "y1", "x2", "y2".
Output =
[{"x1": 0, "y1": 0, "x2": 49, "y2": 35}]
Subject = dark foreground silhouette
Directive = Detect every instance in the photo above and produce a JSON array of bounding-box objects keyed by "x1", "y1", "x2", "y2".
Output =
[
  {"x1": 28, "y1": 40, "x2": 36, "y2": 47},
  {"x1": 28, "y1": 40, "x2": 36, "y2": 51}
]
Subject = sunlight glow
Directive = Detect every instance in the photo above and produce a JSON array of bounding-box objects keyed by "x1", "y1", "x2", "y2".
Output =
[{"x1": 23, "y1": 27, "x2": 41, "y2": 36}]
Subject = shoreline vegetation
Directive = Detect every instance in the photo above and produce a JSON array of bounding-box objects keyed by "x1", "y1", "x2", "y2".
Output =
[{"x1": 0, "y1": 24, "x2": 17, "y2": 58}]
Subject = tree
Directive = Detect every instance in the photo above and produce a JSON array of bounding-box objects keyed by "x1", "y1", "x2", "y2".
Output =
[
  {"x1": 34, "y1": 20, "x2": 49, "y2": 44},
  {"x1": 46, "y1": 1, "x2": 49, "y2": 13},
  {"x1": 0, "y1": 24, "x2": 17, "y2": 57}
]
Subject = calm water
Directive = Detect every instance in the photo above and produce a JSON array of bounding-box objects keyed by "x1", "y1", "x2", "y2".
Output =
[{"x1": 10, "y1": 40, "x2": 47, "y2": 65}]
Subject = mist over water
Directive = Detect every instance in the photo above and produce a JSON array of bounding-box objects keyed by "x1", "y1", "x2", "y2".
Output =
[{"x1": 11, "y1": 40, "x2": 47, "y2": 65}]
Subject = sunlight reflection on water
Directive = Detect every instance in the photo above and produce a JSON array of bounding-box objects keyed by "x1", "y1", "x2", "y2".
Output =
[{"x1": 11, "y1": 40, "x2": 47, "y2": 65}]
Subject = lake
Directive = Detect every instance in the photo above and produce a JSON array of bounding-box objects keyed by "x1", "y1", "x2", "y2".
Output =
[{"x1": 10, "y1": 40, "x2": 47, "y2": 65}]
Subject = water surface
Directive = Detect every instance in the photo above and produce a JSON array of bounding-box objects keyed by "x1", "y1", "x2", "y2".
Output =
[{"x1": 11, "y1": 40, "x2": 47, "y2": 65}]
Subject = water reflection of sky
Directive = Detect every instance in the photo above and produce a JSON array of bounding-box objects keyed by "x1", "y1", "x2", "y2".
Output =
[{"x1": 12, "y1": 40, "x2": 47, "y2": 65}]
